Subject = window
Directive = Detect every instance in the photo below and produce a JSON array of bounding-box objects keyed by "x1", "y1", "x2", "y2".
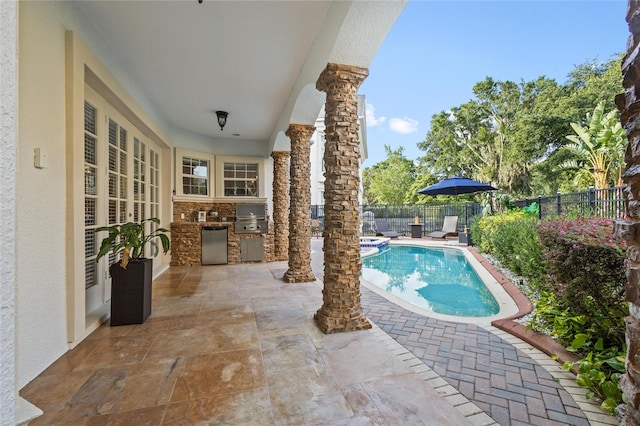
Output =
[
  {"x1": 176, "y1": 152, "x2": 263, "y2": 199},
  {"x1": 182, "y1": 156, "x2": 209, "y2": 196},
  {"x1": 223, "y1": 162, "x2": 258, "y2": 197},
  {"x1": 84, "y1": 100, "x2": 98, "y2": 290},
  {"x1": 174, "y1": 149, "x2": 214, "y2": 198}
]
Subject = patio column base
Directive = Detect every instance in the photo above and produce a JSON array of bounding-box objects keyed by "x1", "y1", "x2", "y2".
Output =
[
  {"x1": 314, "y1": 309, "x2": 371, "y2": 334},
  {"x1": 283, "y1": 270, "x2": 316, "y2": 283}
]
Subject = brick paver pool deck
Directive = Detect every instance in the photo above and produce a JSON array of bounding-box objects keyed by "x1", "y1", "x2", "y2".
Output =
[{"x1": 310, "y1": 238, "x2": 617, "y2": 426}]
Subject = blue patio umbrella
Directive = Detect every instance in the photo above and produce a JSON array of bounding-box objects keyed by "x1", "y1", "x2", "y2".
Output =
[{"x1": 418, "y1": 176, "x2": 497, "y2": 196}]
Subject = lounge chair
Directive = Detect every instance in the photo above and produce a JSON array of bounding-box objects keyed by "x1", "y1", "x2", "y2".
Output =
[
  {"x1": 375, "y1": 219, "x2": 399, "y2": 238},
  {"x1": 428, "y1": 216, "x2": 458, "y2": 239}
]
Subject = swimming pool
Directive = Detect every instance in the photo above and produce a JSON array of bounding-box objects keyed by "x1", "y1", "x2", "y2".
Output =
[{"x1": 361, "y1": 245, "x2": 500, "y2": 317}]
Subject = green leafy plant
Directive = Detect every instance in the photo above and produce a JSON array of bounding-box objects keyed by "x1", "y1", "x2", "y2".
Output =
[
  {"x1": 563, "y1": 341, "x2": 626, "y2": 414},
  {"x1": 559, "y1": 101, "x2": 626, "y2": 189},
  {"x1": 96, "y1": 217, "x2": 170, "y2": 269}
]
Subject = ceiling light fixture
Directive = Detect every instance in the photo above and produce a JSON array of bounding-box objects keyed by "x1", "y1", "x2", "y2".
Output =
[{"x1": 216, "y1": 111, "x2": 228, "y2": 131}]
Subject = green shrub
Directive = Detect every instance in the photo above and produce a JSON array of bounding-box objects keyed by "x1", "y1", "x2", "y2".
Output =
[
  {"x1": 471, "y1": 211, "x2": 544, "y2": 286},
  {"x1": 537, "y1": 217, "x2": 627, "y2": 346},
  {"x1": 534, "y1": 217, "x2": 627, "y2": 414}
]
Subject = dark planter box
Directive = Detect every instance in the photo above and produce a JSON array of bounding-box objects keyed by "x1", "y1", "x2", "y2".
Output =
[
  {"x1": 410, "y1": 224, "x2": 423, "y2": 238},
  {"x1": 459, "y1": 231, "x2": 472, "y2": 246},
  {"x1": 109, "y1": 258, "x2": 152, "y2": 326}
]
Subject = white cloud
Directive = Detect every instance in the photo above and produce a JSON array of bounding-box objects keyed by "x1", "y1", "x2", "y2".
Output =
[
  {"x1": 366, "y1": 103, "x2": 386, "y2": 126},
  {"x1": 389, "y1": 117, "x2": 419, "y2": 134}
]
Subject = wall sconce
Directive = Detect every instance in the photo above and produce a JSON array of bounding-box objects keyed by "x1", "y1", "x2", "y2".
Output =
[{"x1": 216, "y1": 110, "x2": 228, "y2": 131}]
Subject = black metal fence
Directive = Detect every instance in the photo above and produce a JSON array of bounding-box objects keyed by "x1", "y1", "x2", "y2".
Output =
[
  {"x1": 513, "y1": 186, "x2": 626, "y2": 220},
  {"x1": 311, "y1": 202, "x2": 482, "y2": 237},
  {"x1": 310, "y1": 186, "x2": 626, "y2": 237}
]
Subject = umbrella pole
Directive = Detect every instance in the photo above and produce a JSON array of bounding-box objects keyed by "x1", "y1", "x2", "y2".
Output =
[{"x1": 490, "y1": 192, "x2": 494, "y2": 214}]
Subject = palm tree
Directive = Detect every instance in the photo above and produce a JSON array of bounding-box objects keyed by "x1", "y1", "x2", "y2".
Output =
[{"x1": 559, "y1": 101, "x2": 626, "y2": 189}]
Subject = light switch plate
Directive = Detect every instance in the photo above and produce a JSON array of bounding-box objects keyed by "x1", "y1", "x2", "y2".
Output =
[{"x1": 34, "y1": 148, "x2": 48, "y2": 169}]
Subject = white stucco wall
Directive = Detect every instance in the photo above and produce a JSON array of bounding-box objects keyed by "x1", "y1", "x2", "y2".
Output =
[
  {"x1": 0, "y1": 1, "x2": 18, "y2": 423},
  {"x1": 16, "y1": 1, "x2": 177, "y2": 388},
  {"x1": 309, "y1": 116, "x2": 326, "y2": 207},
  {"x1": 17, "y1": 1, "x2": 71, "y2": 388}
]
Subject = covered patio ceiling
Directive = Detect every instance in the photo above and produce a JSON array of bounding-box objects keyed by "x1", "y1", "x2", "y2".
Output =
[{"x1": 71, "y1": 0, "x2": 406, "y2": 155}]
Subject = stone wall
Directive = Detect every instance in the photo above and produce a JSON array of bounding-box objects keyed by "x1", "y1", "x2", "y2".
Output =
[
  {"x1": 616, "y1": 2, "x2": 640, "y2": 423},
  {"x1": 172, "y1": 201, "x2": 237, "y2": 223}
]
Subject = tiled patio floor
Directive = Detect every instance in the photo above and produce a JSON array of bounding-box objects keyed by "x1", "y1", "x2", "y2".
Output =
[
  {"x1": 19, "y1": 239, "x2": 617, "y2": 425},
  {"x1": 20, "y1": 262, "x2": 473, "y2": 425}
]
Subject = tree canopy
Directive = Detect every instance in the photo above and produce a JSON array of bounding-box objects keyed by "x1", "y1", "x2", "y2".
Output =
[
  {"x1": 362, "y1": 145, "x2": 416, "y2": 205},
  {"x1": 360, "y1": 56, "x2": 624, "y2": 204}
]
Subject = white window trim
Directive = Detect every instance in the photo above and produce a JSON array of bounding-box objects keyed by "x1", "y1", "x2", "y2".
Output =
[
  {"x1": 215, "y1": 155, "x2": 266, "y2": 201},
  {"x1": 174, "y1": 148, "x2": 215, "y2": 199}
]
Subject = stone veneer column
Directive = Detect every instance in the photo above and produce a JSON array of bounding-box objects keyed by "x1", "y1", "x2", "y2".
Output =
[
  {"x1": 283, "y1": 124, "x2": 316, "y2": 283},
  {"x1": 271, "y1": 151, "x2": 290, "y2": 261},
  {"x1": 617, "y1": 3, "x2": 640, "y2": 424},
  {"x1": 314, "y1": 63, "x2": 371, "y2": 333}
]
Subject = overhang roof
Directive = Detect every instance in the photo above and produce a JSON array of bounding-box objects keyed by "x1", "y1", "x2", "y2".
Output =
[{"x1": 71, "y1": 0, "x2": 406, "y2": 155}]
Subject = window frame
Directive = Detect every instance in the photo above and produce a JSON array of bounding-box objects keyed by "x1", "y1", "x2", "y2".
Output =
[
  {"x1": 215, "y1": 155, "x2": 265, "y2": 200},
  {"x1": 174, "y1": 148, "x2": 215, "y2": 198}
]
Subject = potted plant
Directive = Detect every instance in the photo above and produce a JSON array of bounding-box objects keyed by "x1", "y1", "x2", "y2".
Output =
[{"x1": 96, "y1": 217, "x2": 170, "y2": 326}]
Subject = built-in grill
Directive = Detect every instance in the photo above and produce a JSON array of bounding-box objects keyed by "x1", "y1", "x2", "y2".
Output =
[{"x1": 235, "y1": 204, "x2": 268, "y2": 234}]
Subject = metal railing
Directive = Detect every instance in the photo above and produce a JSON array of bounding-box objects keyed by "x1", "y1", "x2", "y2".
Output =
[
  {"x1": 513, "y1": 186, "x2": 625, "y2": 220},
  {"x1": 311, "y1": 186, "x2": 626, "y2": 237},
  {"x1": 311, "y1": 202, "x2": 482, "y2": 236}
]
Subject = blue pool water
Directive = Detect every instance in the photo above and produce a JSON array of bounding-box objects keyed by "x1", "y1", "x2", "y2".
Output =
[{"x1": 361, "y1": 245, "x2": 500, "y2": 317}]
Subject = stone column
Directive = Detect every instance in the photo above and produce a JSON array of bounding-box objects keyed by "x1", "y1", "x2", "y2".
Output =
[
  {"x1": 283, "y1": 124, "x2": 316, "y2": 283},
  {"x1": 271, "y1": 151, "x2": 290, "y2": 261},
  {"x1": 616, "y1": 3, "x2": 640, "y2": 424},
  {"x1": 314, "y1": 63, "x2": 371, "y2": 333}
]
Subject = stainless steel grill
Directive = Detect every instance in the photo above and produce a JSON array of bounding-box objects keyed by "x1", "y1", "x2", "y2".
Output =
[{"x1": 235, "y1": 204, "x2": 268, "y2": 234}]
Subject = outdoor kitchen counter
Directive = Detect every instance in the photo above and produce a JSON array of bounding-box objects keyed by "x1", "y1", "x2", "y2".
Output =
[{"x1": 170, "y1": 221, "x2": 275, "y2": 266}]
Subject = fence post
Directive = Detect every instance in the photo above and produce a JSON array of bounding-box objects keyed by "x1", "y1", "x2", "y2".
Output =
[
  {"x1": 385, "y1": 204, "x2": 388, "y2": 220},
  {"x1": 538, "y1": 196, "x2": 543, "y2": 220},
  {"x1": 465, "y1": 205, "x2": 469, "y2": 231},
  {"x1": 588, "y1": 186, "x2": 596, "y2": 212},
  {"x1": 556, "y1": 192, "x2": 561, "y2": 216}
]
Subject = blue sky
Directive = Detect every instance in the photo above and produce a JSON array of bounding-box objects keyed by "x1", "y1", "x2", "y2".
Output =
[{"x1": 359, "y1": 1, "x2": 628, "y2": 167}]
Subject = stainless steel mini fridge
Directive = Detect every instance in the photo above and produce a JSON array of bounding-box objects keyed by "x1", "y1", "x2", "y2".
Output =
[{"x1": 201, "y1": 226, "x2": 228, "y2": 265}]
